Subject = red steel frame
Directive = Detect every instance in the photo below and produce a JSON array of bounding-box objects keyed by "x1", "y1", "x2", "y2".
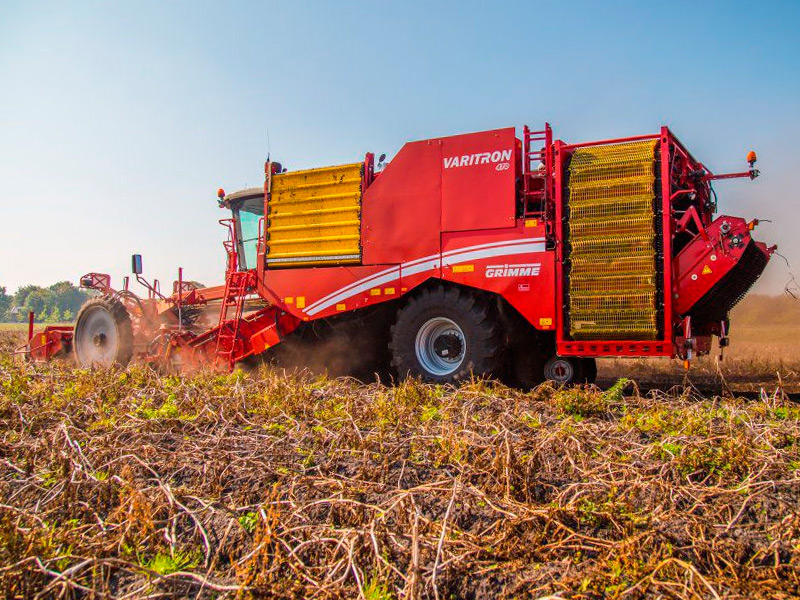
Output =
[{"x1": 551, "y1": 126, "x2": 764, "y2": 358}]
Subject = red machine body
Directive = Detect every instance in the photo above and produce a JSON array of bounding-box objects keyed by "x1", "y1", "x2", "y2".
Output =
[
  {"x1": 22, "y1": 123, "x2": 774, "y2": 383},
  {"x1": 249, "y1": 125, "x2": 770, "y2": 365},
  {"x1": 260, "y1": 128, "x2": 552, "y2": 327}
]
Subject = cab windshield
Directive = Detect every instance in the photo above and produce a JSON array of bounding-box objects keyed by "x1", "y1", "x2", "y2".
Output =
[{"x1": 230, "y1": 191, "x2": 264, "y2": 271}]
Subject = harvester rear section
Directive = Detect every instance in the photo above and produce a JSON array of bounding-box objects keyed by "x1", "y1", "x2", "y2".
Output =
[
  {"x1": 22, "y1": 122, "x2": 773, "y2": 386},
  {"x1": 554, "y1": 129, "x2": 772, "y2": 367}
]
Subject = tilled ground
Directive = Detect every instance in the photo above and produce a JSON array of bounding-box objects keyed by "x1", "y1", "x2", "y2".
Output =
[
  {"x1": 598, "y1": 353, "x2": 800, "y2": 397},
  {"x1": 1, "y1": 334, "x2": 799, "y2": 599}
]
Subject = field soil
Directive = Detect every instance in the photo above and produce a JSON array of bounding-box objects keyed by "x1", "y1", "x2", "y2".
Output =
[
  {"x1": 598, "y1": 325, "x2": 800, "y2": 396},
  {"x1": 597, "y1": 294, "x2": 800, "y2": 396},
  {"x1": 1, "y1": 328, "x2": 799, "y2": 599}
]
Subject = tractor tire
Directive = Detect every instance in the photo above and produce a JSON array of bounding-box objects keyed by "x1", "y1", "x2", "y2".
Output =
[
  {"x1": 73, "y1": 296, "x2": 134, "y2": 368},
  {"x1": 492, "y1": 301, "x2": 554, "y2": 390},
  {"x1": 580, "y1": 358, "x2": 598, "y2": 385},
  {"x1": 542, "y1": 355, "x2": 597, "y2": 385},
  {"x1": 389, "y1": 285, "x2": 502, "y2": 384},
  {"x1": 509, "y1": 349, "x2": 548, "y2": 390}
]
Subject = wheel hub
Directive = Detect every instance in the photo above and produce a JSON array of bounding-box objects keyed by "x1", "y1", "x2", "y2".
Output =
[
  {"x1": 415, "y1": 317, "x2": 466, "y2": 376},
  {"x1": 433, "y1": 332, "x2": 463, "y2": 361},
  {"x1": 74, "y1": 305, "x2": 120, "y2": 367},
  {"x1": 544, "y1": 357, "x2": 575, "y2": 384}
]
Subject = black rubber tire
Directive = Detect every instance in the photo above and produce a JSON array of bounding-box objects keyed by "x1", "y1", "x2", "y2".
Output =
[
  {"x1": 73, "y1": 297, "x2": 134, "y2": 368},
  {"x1": 579, "y1": 358, "x2": 598, "y2": 385},
  {"x1": 509, "y1": 349, "x2": 548, "y2": 390},
  {"x1": 389, "y1": 285, "x2": 502, "y2": 384},
  {"x1": 493, "y1": 301, "x2": 552, "y2": 390}
]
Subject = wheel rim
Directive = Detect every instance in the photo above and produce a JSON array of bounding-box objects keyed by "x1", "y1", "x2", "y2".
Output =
[
  {"x1": 74, "y1": 305, "x2": 120, "y2": 367},
  {"x1": 415, "y1": 317, "x2": 466, "y2": 376},
  {"x1": 544, "y1": 357, "x2": 574, "y2": 384}
]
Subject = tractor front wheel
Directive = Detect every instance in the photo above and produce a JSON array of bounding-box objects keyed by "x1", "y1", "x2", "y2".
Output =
[
  {"x1": 389, "y1": 286, "x2": 502, "y2": 384},
  {"x1": 73, "y1": 297, "x2": 134, "y2": 368}
]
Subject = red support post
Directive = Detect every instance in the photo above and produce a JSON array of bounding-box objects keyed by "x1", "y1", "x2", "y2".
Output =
[
  {"x1": 177, "y1": 267, "x2": 183, "y2": 331},
  {"x1": 660, "y1": 127, "x2": 674, "y2": 351},
  {"x1": 553, "y1": 140, "x2": 566, "y2": 347}
]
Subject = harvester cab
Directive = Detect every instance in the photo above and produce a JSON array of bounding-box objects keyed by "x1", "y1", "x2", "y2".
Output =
[{"x1": 219, "y1": 188, "x2": 265, "y2": 272}]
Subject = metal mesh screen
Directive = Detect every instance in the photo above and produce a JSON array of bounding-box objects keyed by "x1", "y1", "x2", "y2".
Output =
[{"x1": 567, "y1": 139, "x2": 660, "y2": 340}]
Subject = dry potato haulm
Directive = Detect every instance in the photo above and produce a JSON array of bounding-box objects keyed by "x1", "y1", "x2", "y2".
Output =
[{"x1": 1, "y1": 326, "x2": 799, "y2": 598}]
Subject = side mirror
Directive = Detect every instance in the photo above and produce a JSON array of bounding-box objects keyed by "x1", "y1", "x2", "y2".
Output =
[
  {"x1": 132, "y1": 254, "x2": 143, "y2": 275},
  {"x1": 378, "y1": 153, "x2": 386, "y2": 163}
]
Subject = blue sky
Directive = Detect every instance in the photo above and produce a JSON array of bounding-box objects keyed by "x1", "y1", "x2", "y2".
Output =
[{"x1": 1, "y1": 1, "x2": 798, "y2": 294}]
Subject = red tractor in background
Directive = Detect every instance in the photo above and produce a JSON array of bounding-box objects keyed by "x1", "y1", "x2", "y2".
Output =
[{"x1": 22, "y1": 123, "x2": 774, "y2": 386}]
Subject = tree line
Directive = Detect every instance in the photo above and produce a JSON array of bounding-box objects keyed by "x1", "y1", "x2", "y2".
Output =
[{"x1": 0, "y1": 282, "x2": 92, "y2": 323}]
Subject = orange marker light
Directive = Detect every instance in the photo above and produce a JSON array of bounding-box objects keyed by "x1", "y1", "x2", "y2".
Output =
[
  {"x1": 217, "y1": 188, "x2": 226, "y2": 199},
  {"x1": 746, "y1": 151, "x2": 757, "y2": 166}
]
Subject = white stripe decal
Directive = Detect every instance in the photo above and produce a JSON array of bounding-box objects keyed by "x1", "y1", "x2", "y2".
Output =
[
  {"x1": 305, "y1": 250, "x2": 446, "y2": 312},
  {"x1": 402, "y1": 257, "x2": 441, "y2": 277},
  {"x1": 400, "y1": 252, "x2": 441, "y2": 269},
  {"x1": 305, "y1": 269, "x2": 403, "y2": 316},
  {"x1": 442, "y1": 237, "x2": 545, "y2": 257},
  {"x1": 304, "y1": 238, "x2": 546, "y2": 316},
  {"x1": 442, "y1": 242, "x2": 545, "y2": 266},
  {"x1": 304, "y1": 265, "x2": 399, "y2": 312},
  {"x1": 399, "y1": 238, "x2": 545, "y2": 275}
]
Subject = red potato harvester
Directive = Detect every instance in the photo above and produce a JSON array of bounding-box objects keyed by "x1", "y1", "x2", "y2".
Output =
[{"x1": 20, "y1": 124, "x2": 774, "y2": 386}]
